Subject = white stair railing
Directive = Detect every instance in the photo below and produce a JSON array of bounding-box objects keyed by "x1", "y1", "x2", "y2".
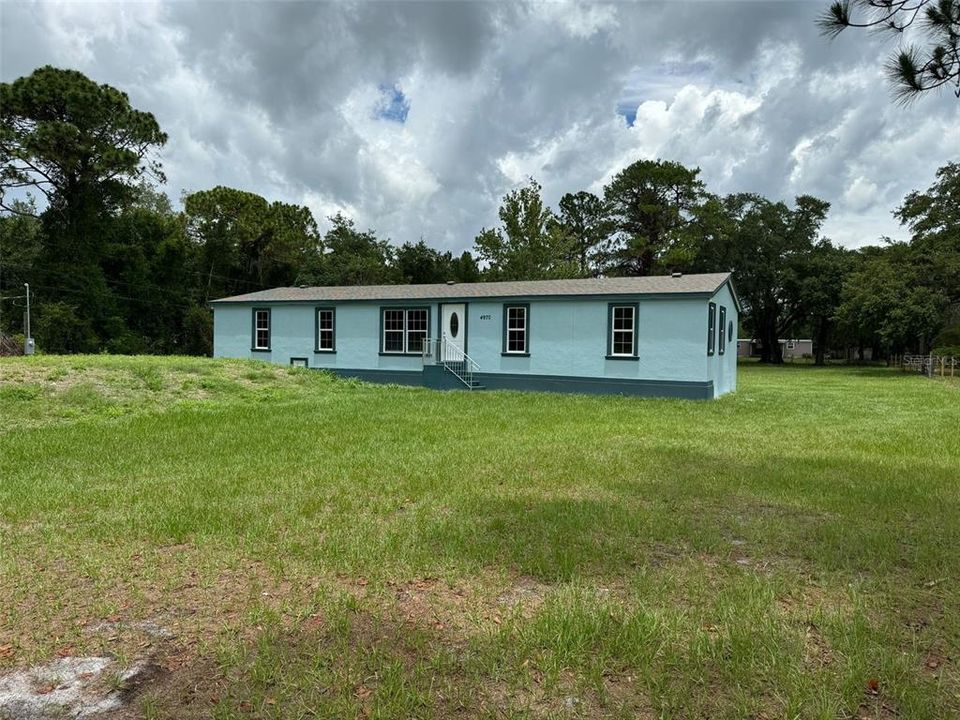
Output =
[{"x1": 422, "y1": 338, "x2": 481, "y2": 388}]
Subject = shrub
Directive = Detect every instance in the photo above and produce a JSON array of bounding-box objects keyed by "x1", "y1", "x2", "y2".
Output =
[
  {"x1": 34, "y1": 302, "x2": 99, "y2": 353},
  {"x1": 182, "y1": 305, "x2": 213, "y2": 356},
  {"x1": 932, "y1": 325, "x2": 960, "y2": 357},
  {"x1": 105, "y1": 331, "x2": 149, "y2": 355}
]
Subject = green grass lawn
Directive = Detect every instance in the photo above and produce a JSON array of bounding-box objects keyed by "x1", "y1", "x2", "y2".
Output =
[{"x1": 0, "y1": 356, "x2": 958, "y2": 719}]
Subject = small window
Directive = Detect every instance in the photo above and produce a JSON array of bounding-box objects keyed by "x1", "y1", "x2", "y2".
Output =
[
  {"x1": 718, "y1": 306, "x2": 727, "y2": 355},
  {"x1": 290, "y1": 357, "x2": 308, "y2": 368},
  {"x1": 316, "y1": 308, "x2": 335, "y2": 352},
  {"x1": 608, "y1": 304, "x2": 637, "y2": 357},
  {"x1": 503, "y1": 304, "x2": 529, "y2": 354},
  {"x1": 450, "y1": 312, "x2": 459, "y2": 339},
  {"x1": 381, "y1": 307, "x2": 429, "y2": 354},
  {"x1": 707, "y1": 302, "x2": 716, "y2": 356},
  {"x1": 728, "y1": 320, "x2": 734, "y2": 343},
  {"x1": 786, "y1": 340, "x2": 796, "y2": 350},
  {"x1": 253, "y1": 308, "x2": 270, "y2": 350}
]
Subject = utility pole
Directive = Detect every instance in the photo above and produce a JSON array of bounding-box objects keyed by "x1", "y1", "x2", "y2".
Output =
[{"x1": 24, "y1": 282, "x2": 34, "y2": 355}]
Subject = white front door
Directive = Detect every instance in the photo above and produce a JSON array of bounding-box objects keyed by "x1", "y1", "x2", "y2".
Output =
[{"x1": 440, "y1": 303, "x2": 466, "y2": 361}]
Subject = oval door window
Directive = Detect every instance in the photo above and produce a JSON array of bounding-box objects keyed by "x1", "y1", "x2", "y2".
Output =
[{"x1": 450, "y1": 312, "x2": 460, "y2": 338}]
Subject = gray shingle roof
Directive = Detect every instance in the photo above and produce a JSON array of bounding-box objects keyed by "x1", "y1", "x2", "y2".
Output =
[{"x1": 210, "y1": 272, "x2": 733, "y2": 304}]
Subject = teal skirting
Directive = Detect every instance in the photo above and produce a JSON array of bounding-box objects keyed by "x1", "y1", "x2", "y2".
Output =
[{"x1": 326, "y1": 367, "x2": 714, "y2": 399}]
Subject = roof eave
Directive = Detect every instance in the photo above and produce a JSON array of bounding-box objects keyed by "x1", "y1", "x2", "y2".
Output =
[
  {"x1": 722, "y1": 276, "x2": 744, "y2": 313},
  {"x1": 210, "y1": 290, "x2": 724, "y2": 305}
]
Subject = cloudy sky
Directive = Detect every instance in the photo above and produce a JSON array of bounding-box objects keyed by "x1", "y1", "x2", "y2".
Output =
[{"x1": 2, "y1": 1, "x2": 958, "y2": 252}]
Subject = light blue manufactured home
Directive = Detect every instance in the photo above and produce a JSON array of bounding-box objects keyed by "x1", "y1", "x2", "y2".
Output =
[{"x1": 210, "y1": 272, "x2": 739, "y2": 399}]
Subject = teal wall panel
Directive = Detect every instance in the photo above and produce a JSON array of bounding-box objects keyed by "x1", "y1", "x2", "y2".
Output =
[
  {"x1": 214, "y1": 302, "x2": 431, "y2": 372},
  {"x1": 453, "y1": 298, "x2": 708, "y2": 382},
  {"x1": 707, "y1": 282, "x2": 738, "y2": 397}
]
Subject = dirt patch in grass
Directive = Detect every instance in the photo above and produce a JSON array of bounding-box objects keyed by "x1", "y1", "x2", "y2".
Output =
[
  {"x1": 801, "y1": 621, "x2": 834, "y2": 668},
  {"x1": 105, "y1": 653, "x2": 220, "y2": 720},
  {"x1": 496, "y1": 575, "x2": 553, "y2": 613},
  {"x1": 208, "y1": 603, "x2": 478, "y2": 719},
  {"x1": 3, "y1": 547, "x2": 305, "y2": 666},
  {"x1": 377, "y1": 572, "x2": 557, "y2": 637},
  {"x1": 481, "y1": 666, "x2": 657, "y2": 719},
  {"x1": 855, "y1": 698, "x2": 902, "y2": 720},
  {"x1": 0, "y1": 653, "x2": 168, "y2": 720},
  {"x1": 387, "y1": 576, "x2": 467, "y2": 634},
  {"x1": 777, "y1": 582, "x2": 854, "y2": 616}
]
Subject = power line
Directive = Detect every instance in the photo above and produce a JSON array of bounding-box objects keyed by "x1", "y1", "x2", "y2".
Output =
[
  {"x1": 1, "y1": 262, "x2": 273, "y2": 306},
  {"x1": 2, "y1": 270, "x2": 198, "y2": 307},
  {"x1": 0, "y1": 257, "x2": 275, "y2": 292},
  {"x1": 21, "y1": 281, "x2": 205, "y2": 311},
  {"x1": 4, "y1": 266, "x2": 209, "y2": 312}
]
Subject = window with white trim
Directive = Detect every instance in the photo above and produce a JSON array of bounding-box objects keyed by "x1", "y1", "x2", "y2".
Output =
[
  {"x1": 718, "y1": 306, "x2": 727, "y2": 355},
  {"x1": 381, "y1": 307, "x2": 428, "y2": 354},
  {"x1": 504, "y1": 305, "x2": 528, "y2": 354},
  {"x1": 609, "y1": 304, "x2": 637, "y2": 357},
  {"x1": 253, "y1": 308, "x2": 270, "y2": 350},
  {"x1": 317, "y1": 308, "x2": 335, "y2": 351}
]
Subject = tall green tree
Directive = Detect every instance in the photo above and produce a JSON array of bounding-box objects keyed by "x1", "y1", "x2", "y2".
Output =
[
  {"x1": 474, "y1": 179, "x2": 576, "y2": 280},
  {"x1": 450, "y1": 251, "x2": 481, "y2": 283},
  {"x1": 556, "y1": 191, "x2": 612, "y2": 276},
  {"x1": 691, "y1": 194, "x2": 831, "y2": 363},
  {"x1": 832, "y1": 165, "x2": 959, "y2": 358},
  {"x1": 602, "y1": 159, "x2": 707, "y2": 275},
  {"x1": 837, "y1": 242, "x2": 948, "y2": 354},
  {"x1": 895, "y1": 161, "x2": 960, "y2": 303},
  {"x1": 0, "y1": 66, "x2": 168, "y2": 348},
  {"x1": 184, "y1": 186, "x2": 321, "y2": 299},
  {"x1": 819, "y1": 0, "x2": 960, "y2": 102},
  {"x1": 397, "y1": 239, "x2": 446, "y2": 284},
  {"x1": 103, "y1": 187, "x2": 195, "y2": 353},
  {"x1": 396, "y1": 240, "x2": 481, "y2": 284},
  {"x1": 0, "y1": 199, "x2": 42, "y2": 336},
  {"x1": 0, "y1": 66, "x2": 167, "y2": 216},
  {"x1": 794, "y1": 240, "x2": 852, "y2": 364},
  {"x1": 313, "y1": 213, "x2": 398, "y2": 286}
]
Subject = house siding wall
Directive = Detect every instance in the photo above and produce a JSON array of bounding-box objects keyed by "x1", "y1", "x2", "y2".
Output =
[
  {"x1": 213, "y1": 292, "x2": 736, "y2": 396},
  {"x1": 460, "y1": 298, "x2": 707, "y2": 382},
  {"x1": 213, "y1": 302, "x2": 427, "y2": 373},
  {"x1": 706, "y1": 283, "x2": 738, "y2": 397}
]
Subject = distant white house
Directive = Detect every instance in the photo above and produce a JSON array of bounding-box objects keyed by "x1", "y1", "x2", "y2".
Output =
[{"x1": 737, "y1": 338, "x2": 813, "y2": 359}]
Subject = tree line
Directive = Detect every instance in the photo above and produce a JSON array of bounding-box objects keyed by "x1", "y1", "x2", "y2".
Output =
[
  {"x1": 1, "y1": 67, "x2": 958, "y2": 362},
  {"x1": 471, "y1": 162, "x2": 958, "y2": 363}
]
